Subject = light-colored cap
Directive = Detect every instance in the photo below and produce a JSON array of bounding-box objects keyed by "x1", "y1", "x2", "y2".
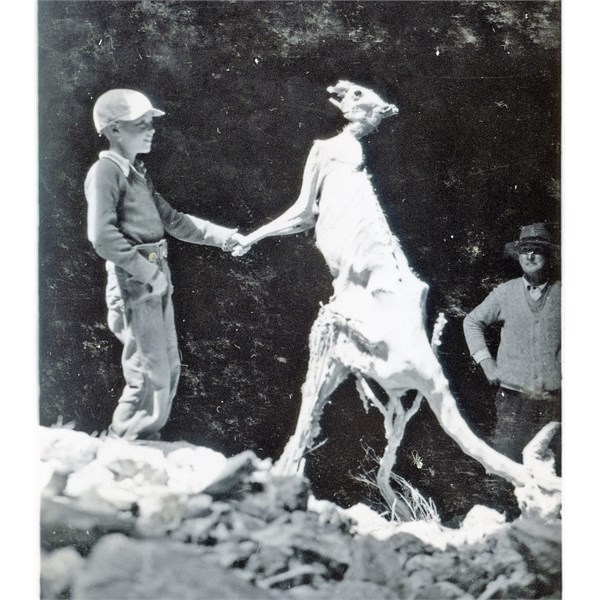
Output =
[{"x1": 93, "y1": 89, "x2": 165, "y2": 133}]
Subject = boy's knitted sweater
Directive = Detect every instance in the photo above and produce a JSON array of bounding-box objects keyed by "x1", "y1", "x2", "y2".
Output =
[
  {"x1": 463, "y1": 277, "x2": 561, "y2": 398},
  {"x1": 85, "y1": 153, "x2": 235, "y2": 284}
]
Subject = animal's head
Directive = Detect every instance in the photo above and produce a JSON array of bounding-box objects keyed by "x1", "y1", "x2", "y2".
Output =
[{"x1": 327, "y1": 81, "x2": 398, "y2": 128}]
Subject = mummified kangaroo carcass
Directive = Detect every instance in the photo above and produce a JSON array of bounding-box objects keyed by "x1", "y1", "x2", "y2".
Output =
[{"x1": 237, "y1": 81, "x2": 561, "y2": 520}]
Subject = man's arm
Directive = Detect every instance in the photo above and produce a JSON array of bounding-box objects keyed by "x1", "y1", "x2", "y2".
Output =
[{"x1": 463, "y1": 289, "x2": 502, "y2": 384}]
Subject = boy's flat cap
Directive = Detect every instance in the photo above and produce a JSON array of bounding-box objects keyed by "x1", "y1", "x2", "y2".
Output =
[{"x1": 93, "y1": 89, "x2": 165, "y2": 133}]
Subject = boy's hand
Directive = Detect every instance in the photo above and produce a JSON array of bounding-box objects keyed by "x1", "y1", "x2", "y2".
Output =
[
  {"x1": 147, "y1": 270, "x2": 168, "y2": 297},
  {"x1": 225, "y1": 233, "x2": 252, "y2": 256}
]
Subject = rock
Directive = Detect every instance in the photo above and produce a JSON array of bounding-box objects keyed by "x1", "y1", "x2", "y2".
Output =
[
  {"x1": 344, "y1": 502, "x2": 400, "y2": 539},
  {"x1": 443, "y1": 549, "x2": 495, "y2": 597},
  {"x1": 40, "y1": 546, "x2": 85, "y2": 599},
  {"x1": 71, "y1": 533, "x2": 280, "y2": 599},
  {"x1": 455, "y1": 504, "x2": 507, "y2": 545},
  {"x1": 257, "y1": 563, "x2": 328, "y2": 590},
  {"x1": 180, "y1": 493, "x2": 213, "y2": 519},
  {"x1": 96, "y1": 438, "x2": 169, "y2": 484},
  {"x1": 308, "y1": 496, "x2": 353, "y2": 531},
  {"x1": 412, "y1": 580, "x2": 474, "y2": 599},
  {"x1": 288, "y1": 580, "x2": 399, "y2": 599},
  {"x1": 237, "y1": 475, "x2": 311, "y2": 521},
  {"x1": 64, "y1": 461, "x2": 116, "y2": 500},
  {"x1": 63, "y1": 461, "x2": 143, "y2": 513},
  {"x1": 506, "y1": 518, "x2": 562, "y2": 595},
  {"x1": 40, "y1": 496, "x2": 135, "y2": 554},
  {"x1": 203, "y1": 450, "x2": 258, "y2": 496},
  {"x1": 249, "y1": 511, "x2": 351, "y2": 578},
  {"x1": 478, "y1": 570, "x2": 538, "y2": 600},
  {"x1": 508, "y1": 518, "x2": 561, "y2": 577},
  {"x1": 39, "y1": 426, "x2": 101, "y2": 473},
  {"x1": 395, "y1": 505, "x2": 506, "y2": 551},
  {"x1": 170, "y1": 514, "x2": 222, "y2": 544},
  {"x1": 135, "y1": 487, "x2": 185, "y2": 536},
  {"x1": 214, "y1": 540, "x2": 258, "y2": 569},
  {"x1": 404, "y1": 552, "x2": 457, "y2": 576},
  {"x1": 165, "y1": 446, "x2": 228, "y2": 495},
  {"x1": 483, "y1": 529, "x2": 529, "y2": 577},
  {"x1": 39, "y1": 461, "x2": 69, "y2": 497},
  {"x1": 245, "y1": 543, "x2": 294, "y2": 579},
  {"x1": 37, "y1": 432, "x2": 561, "y2": 600},
  {"x1": 404, "y1": 568, "x2": 435, "y2": 592},
  {"x1": 345, "y1": 532, "x2": 435, "y2": 585}
]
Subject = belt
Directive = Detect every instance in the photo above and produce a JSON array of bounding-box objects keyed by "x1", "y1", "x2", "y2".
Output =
[
  {"x1": 499, "y1": 385, "x2": 560, "y2": 402},
  {"x1": 136, "y1": 239, "x2": 168, "y2": 263}
]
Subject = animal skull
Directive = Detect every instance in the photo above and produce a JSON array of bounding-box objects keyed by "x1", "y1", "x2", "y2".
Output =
[{"x1": 327, "y1": 80, "x2": 399, "y2": 126}]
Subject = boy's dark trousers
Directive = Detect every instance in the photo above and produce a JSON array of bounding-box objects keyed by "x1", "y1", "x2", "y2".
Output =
[{"x1": 105, "y1": 241, "x2": 180, "y2": 439}]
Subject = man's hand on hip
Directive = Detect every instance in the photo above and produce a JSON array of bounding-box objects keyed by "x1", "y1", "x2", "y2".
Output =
[{"x1": 480, "y1": 358, "x2": 500, "y2": 385}]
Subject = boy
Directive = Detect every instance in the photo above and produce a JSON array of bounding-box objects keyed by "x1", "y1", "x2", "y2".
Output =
[{"x1": 84, "y1": 89, "x2": 244, "y2": 440}]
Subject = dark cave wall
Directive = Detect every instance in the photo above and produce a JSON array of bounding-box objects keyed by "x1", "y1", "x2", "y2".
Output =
[{"x1": 38, "y1": 0, "x2": 560, "y2": 520}]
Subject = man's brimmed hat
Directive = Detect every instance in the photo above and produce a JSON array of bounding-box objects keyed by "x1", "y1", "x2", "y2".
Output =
[
  {"x1": 93, "y1": 89, "x2": 165, "y2": 133},
  {"x1": 504, "y1": 223, "x2": 559, "y2": 259}
]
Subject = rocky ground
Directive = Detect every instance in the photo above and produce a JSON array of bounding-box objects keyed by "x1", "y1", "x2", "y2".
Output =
[{"x1": 39, "y1": 426, "x2": 561, "y2": 599}]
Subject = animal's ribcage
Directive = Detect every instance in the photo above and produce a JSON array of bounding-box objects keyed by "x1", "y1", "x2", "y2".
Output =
[{"x1": 315, "y1": 167, "x2": 411, "y2": 283}]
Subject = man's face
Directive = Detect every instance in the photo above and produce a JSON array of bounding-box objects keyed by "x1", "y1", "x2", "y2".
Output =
[
  {"x1": 116, "y1": 114, "x2": 155, "y2": 157},
  {"x1": 518, "y1": 245, "x2": 548, "y2": 278}
]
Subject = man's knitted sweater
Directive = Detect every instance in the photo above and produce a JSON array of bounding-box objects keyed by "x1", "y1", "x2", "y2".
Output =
[{"x1": 463, "y1": 277, "x2": 561, "y2": 397}]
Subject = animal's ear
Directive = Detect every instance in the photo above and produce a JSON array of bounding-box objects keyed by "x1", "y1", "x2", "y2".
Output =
[
  {"x1": 327, "y1": 80, "x2": 352, "y2": 97},
  {"x1": 377, "y1": 103, "x2": 399, "y2": 119}
]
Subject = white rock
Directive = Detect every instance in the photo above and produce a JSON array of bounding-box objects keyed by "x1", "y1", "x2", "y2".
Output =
[
  {"x1": 64, "y1": 461, "x2": 115, "y2": 498},
  {"x1": 39, "y1": 426, "x2": 101, "y2": 473},
  {"x1": 136, "y1": 487, "x2": 184, "y2": 536},
  {"x1": 344, "y1": 502, "x2": 507, "y2": 550},
  {"x1": 398, "y1": 505, "x2": 507, "y2": 550},
  {"x1": 96, "y1": 439, "x2": 168, "y2": 485},
  {"x1": 458, "y1": 504, "x2": 507, "y2": 544},
  {"x1": 165, "y1": 446, "x2": 228, "y2": 495},
  {"x1": 39, "y1": 461, "x2": 68, "y2": 497},
  {"x1": 344, "y1": 502, "x2": 403, "y2": 539},
  {"x1": 396, "y1": 520, "x2": 451, "y2": 549},
  {"x1": 41, "y1": 546, "x2": 85, "y2": 599}
]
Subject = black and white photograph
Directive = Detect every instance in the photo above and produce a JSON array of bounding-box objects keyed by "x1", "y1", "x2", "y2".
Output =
[{"x1": 24, "y1": 0, "x2": 591, "y2": 597}]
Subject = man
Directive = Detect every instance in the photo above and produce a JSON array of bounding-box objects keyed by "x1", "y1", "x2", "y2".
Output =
[{"x1": 463, "y1": 223, "x2": 561, "y2": 465}]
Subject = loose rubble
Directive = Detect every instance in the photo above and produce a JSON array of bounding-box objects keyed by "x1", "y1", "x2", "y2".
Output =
[{"x1": 39, "y1": 426, "x2": 561, "y2": 599}]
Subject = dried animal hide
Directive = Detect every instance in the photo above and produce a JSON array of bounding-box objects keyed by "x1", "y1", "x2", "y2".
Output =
[{"x1": 245, "y1": 81, "x2": 561, "y2": 520}]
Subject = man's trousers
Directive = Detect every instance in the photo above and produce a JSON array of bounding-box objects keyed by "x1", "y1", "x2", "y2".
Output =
[{"x1": 492, "y1": 387, "x2": 561, "y2": 473}]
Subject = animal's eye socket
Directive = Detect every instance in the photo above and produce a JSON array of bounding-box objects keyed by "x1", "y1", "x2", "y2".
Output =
[{"x1": 353, "y1": 90, "x2": 363, "y2": 98}]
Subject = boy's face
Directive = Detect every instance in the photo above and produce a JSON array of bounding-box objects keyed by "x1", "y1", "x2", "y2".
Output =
[{"x1": 114, "y1": 113, "x2": 155, "y2": 158}]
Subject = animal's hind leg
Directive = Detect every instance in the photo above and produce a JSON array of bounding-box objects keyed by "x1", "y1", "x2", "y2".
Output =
[
  {"x1": 273, "y1": 310, "x2": 350, "y2": 476},
  {"x1": 357, "y1": 379, "x2": 418, "y2": 521}
]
